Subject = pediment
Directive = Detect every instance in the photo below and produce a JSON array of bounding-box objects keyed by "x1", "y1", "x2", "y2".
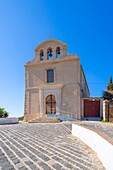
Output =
[{"x1": 34, "y1": 39, "x2": 67, "y2": 52}]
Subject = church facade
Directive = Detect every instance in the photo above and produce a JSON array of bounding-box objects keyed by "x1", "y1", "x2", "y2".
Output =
[{"x1": 24, "y1": 40, "x2": 90, "y2": 122}]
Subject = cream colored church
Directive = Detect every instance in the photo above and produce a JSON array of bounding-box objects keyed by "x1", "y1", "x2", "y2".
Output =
[{"x1": 24, "y1": 40, "x2": 90, "y2": 122}]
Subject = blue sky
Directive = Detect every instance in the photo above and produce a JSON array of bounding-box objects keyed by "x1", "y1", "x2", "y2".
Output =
[{"x1": 0, "y1": 0, "x2": 113, "y2": 117}]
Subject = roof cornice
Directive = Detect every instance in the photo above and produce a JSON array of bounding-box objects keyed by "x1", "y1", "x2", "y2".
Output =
[{"x1": 25, "y1": 56, "x2": 79, "y2": 68}]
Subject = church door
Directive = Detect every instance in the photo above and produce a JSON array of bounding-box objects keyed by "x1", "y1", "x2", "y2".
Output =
[{"x1": 46, "y1": 95, "x2": 56, "y2": 114}]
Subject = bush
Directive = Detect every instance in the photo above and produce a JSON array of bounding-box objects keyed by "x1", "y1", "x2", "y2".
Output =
[
  {"x1": 0, "y1": 108, "x2": 9, "y2": 118},
  {"x1": 18, "y1": 116, "x2": 24, "y2": 121},
  {"x1": 102, "y1": 91, "x2": 113, "y2": 100}
]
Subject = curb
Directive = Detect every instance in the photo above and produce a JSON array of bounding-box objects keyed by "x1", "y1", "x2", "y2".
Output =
[{"x1": 72, "y1": 124, "x2": 113, "y2": 170}]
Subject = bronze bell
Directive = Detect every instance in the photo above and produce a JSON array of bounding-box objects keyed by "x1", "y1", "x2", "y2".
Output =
[
  {"x1": 49, "y1": 52, "x2": 52, "y2": 56},
  {"x1": 57, "y1": 51, "x2": 60, "y2": 54},
  {"x1": 40, "y1": 52, "x2": 44, "y2": 56}
]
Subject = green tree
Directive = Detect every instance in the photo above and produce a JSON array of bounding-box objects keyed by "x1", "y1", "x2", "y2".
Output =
[
  {"x1": 102, "y1": 91, "x2": 113, "y2": 100},
  {"x1": 110, "y1": 76, "x2": 112, "y2": 84},
  {"x1": 102, "y1": 76, "x2": 113, "y2": 100},
  {"x1": 18, "y1": 116, "x2": 24, "y2": 121},
  {"x1": 0, "y1": 108, "x2": 9, "y2": 118}
]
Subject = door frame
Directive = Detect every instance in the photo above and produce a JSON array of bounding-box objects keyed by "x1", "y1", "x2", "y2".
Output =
[{"x1": 39, "y1": 85, "x2": 63, "y2": 116}]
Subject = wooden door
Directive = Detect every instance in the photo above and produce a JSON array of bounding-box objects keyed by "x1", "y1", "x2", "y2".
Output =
[
  {"x1": 46, "y1": 95, "x2": 56, "y2": 114},
  {"x1": 84, "y1": 99, "x2": 100, "y2": 117}
]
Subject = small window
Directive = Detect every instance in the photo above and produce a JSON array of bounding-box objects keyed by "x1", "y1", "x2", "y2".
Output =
[
  {"x1": 47, "y1": 48, "x2": 53, "y2": 60},
  {"x1": 40, "y1": 50, "x2": 44, "y2": 61},
  {"x1": 56, "y1": 47, "x2": 61, "y2": 58},
  {"x1": 47, "y1": 69, "x2": 54, "y2": 83}
]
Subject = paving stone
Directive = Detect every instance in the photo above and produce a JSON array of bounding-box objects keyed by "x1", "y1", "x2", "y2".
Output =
[
  {"x1": 0, "y1": 162, "x2": 14, "y2": 170},
  {"x1": 52, "y1": 163, "x2": 63, "y2": 169},
  {"x1": 21, "y1": 158, "x2": 29, "y2": 162},
  {"x1": 0, "y1": 158, "x2": 8, "y2": 163},
  {"x1": 39, "y1": 162, "x2": 51, "y2": 170},
  {"x1": 25, "y1": 161, "x2": 35, "y2": 167},
  {"x1": 12, "y1": 158, "x2": 20, "y2": 164},
  {"x1": 60, "y1": 168, "x2": 68, "y2": 170},
  {"x1": 15, "y1": 152, "x2": 25, "y2": 158},
  {"x1": 15, "y1": 162, "x2": 25, "y2": 168},
  {"x1": 19, "y1": 167, "x2": 28, "y2": 170},
  {"x1": 0, "y1": 123, "x2": 105, "y2": 170},
  {"x1": 75, "y1": 162, "x2": 90, "y2": 170}
]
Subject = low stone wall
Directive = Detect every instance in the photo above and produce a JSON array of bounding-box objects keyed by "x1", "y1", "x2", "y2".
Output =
[
  {"x1": 0, "y1": 117, "x2": 19, "y2": 124},
  {"x1": 72, "y1": 124, "x2": 113, "y2": 170}
]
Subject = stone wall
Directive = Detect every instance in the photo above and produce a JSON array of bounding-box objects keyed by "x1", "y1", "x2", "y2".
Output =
[
  {"x1": 103, "y1": 100, "x2": 113, "y2": 122},
  {"x1": 0, "y1": 118, "x2": 19, "y2": 124}
]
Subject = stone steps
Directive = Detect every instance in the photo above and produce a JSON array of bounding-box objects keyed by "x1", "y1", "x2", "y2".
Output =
[
  {"x1": 28, "y1": 116, "x2": 61, "y2": 123},
  {"x1": 82, "y1": 117, "x2": 101, "y2": 121}
]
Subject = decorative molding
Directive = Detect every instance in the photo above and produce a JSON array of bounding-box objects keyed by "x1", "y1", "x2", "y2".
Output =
[
  {"x1": 25, "y1": 56, "x2": 79, "y2": 68},
  {"x1": 27, "y1": 84, "x2": 64, "y2": 91}
]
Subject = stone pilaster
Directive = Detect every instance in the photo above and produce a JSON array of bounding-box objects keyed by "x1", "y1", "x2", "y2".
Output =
[
  {"x1": 103, "y1": 100, "x2": 109, "y2": 122},
  {"x1": 60, "y1": 48, "x2": 64, "y2": 58},
  {"x1": 44, "y1": 49, "x2": 47, "y2": 60},
  {"x1": 53, "y1": 49, "x2": 56, "y2": 60},
  {"x1": 24, "y1": 68, "x2": 27, "y2": 121},
  {"x1": 39, "y1": 89, "x2": 45, "y2": 116}
]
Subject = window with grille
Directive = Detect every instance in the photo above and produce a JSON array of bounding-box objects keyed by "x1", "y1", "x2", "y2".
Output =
[{"x1": 47, "y1": 69, "x2": 54, "y2": 83}]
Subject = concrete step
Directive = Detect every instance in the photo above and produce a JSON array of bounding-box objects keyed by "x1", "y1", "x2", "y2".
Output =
[
  {"x1": 82, "y1": 117, "x2": 101, "y2": 121},
  {"x1": 28, "y1": 116, "x2": 61, "y2": 123}
]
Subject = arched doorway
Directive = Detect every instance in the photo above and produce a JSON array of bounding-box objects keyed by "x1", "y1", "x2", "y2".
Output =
[{"x1": 46, "y1": 95, "x2": 56, "y2": 114}]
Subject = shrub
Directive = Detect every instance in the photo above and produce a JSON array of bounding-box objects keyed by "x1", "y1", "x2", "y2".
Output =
[
  {"x1": 102, "y1": 91, "x2": 113, "y2": 100},
  {"x1": 0, "y1": 108, "x2": 9, "y2": 118},
  {"x1": 18, "y1": 116, "x2": 24, "y2": 121}
]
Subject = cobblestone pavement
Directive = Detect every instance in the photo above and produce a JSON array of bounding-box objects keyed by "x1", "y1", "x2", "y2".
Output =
[
  {"x1": 0, "y1": 123, "x2": 105, "y2": 170},
  {"x1": 75, "y1": 121, "x2": 113, "y2": 145}
]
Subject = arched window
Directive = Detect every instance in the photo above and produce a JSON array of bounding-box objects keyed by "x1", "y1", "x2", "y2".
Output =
[
  {"x1": 56, "y1": 47, "x2": 61, "y2": 58},
  {"x1": 47, "y1": 48, "x2": 53, "y2": 60},
  {"x1": 40, "y1": 50, "x2": 44, "y2": 61}
]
